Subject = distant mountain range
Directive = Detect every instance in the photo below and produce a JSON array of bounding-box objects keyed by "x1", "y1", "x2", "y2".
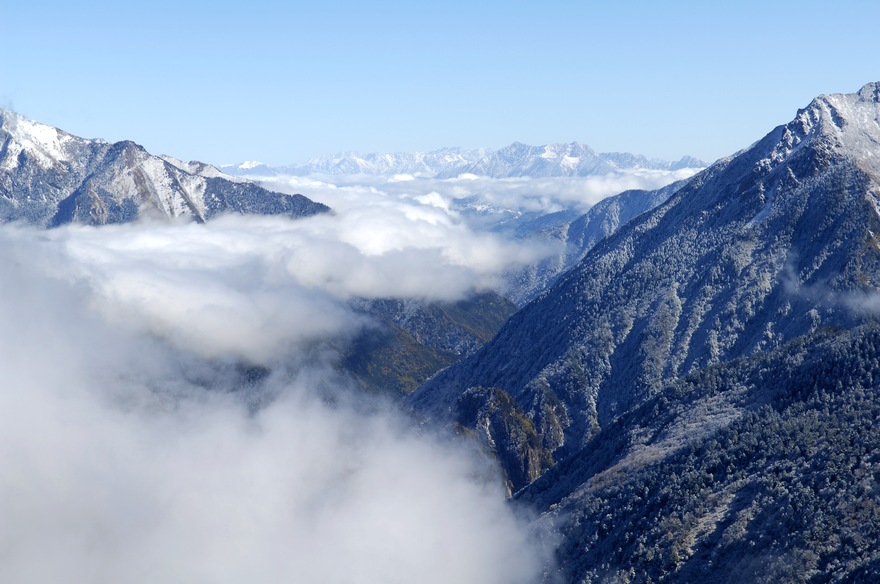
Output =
[
  {"x1": 409, "y1": 82, "x2": 880, "y2": 580},
  {"x1": 0, "y1": 110, "x2": 328, "y2": 227},
  {"x1": 221, "y1": 142, "x2": 706, "y2": 179},
  {"x1": 219, "y1": 141, "x2": 705, "y2": 305}
]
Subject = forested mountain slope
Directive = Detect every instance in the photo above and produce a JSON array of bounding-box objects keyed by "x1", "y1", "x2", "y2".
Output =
[
  {"x1": 411, "y1": 82, "x2": 880, "y2": 493},
  {"x1": 523, "y1": 323, "x2": 880, "y2": 582}
]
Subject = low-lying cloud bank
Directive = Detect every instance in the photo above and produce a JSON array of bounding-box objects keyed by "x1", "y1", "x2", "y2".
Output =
[
  {"x1": 2, "y1": 202, "x2": 548, "y2": 363},
  {"x1": 4, "y1": 168, "x2": 685, "y2": 582},
  {"x1": 258, "y1": 168, "x2": 699, "y2": 218},
  {"x1": 0, "y1": 219, "x2": 549, "y2": 583}
]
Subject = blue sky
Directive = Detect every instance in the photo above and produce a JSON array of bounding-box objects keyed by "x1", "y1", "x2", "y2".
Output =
[{"x1": 2, "y1": 0, "x2": 878, "y2": 166}]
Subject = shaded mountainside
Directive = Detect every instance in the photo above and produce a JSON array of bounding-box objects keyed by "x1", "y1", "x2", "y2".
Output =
[
  {"x1": 410, "y1": 82, "x2": 880, "y2": 495},
  {"x1": 522, "y1": 323, "x2": 880, "y2": 583},
  {"x1": 435, "y1": 142, "x2": 704, "y2": 179},
  {"x1": 342, "y1": 293, "x2": 518, "y2": 396},
  {"x1": 0, "y1": 110, "x2": 328, "y2": 226}
]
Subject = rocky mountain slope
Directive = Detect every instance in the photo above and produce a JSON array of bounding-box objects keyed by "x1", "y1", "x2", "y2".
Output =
[
  {"x1": 410, "y1": 81, "x2": 880, "y2": 501},
  {"x1": 343, "y1": 293, "x2": 518, "y2": 396},
  {"x1": 0, "y1": 110, "x2": 328, "y2": 226}
]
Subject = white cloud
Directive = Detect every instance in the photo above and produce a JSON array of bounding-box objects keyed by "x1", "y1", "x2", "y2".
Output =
[
  {"x1": 0, "y1": 203, "x2": 547, "y2": 364},
  {"x1": 3, "y1": 170, "x2": 670, "y2": 582},
  {"x1": 0, "y1": 223, "x2": 548, "y2": 584},
  {"x1": 261, "y1": 168, "x2": 698, "y2": 218}
]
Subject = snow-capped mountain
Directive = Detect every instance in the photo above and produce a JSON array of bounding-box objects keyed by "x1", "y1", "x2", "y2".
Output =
[
  {"x1": 221, "y1": 142, "x2": 706, "y2": 179},
  {"x1": 221, "y1": 147, "x2": 488, "y2": 178},
  {"x1": 600, "y1": 151, "x2": 705, "y2": 171},
  {"x1": 410, "y1": 81, "x2": 880, "y2": 490},
  {"x1": 435, "y1": 142, "x2": 705, "y2": 179},
  {"x1": 405, "y1": 79, "x2": 880, "y2": 581},
  {"x1": 305, "y1": 147, "x2": 488, "y2": 177},
  {"x1": 0, "y1": 110, "x2": 328, "y2": 226}
]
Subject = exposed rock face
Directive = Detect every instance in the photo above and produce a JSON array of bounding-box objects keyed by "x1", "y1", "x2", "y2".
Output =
[
  {"x1": 454, "y1": 386, "x2": 556, "y2": 496},
  {"x1": 342, "y1": 293, "x2": 518, "y2": 396}
]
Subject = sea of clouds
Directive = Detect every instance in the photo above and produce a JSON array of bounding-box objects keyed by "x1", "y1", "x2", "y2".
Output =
[
  {"x1": 0, "y1": 215, "x2": 553, "y2": 584},
  {"x1": 258, "y1": 167, "x2": 699, "y2": 219},
  {"x1": 0, "y1": 167, "x2": 696, "y2": 583}
]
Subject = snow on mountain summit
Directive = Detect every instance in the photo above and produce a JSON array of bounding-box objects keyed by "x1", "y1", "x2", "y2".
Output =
[
  {"x1": 0, "y1": 110, "x2": 328, "y2": 226},
  {"x1": 405, "y1": 81, "x2": 880, "y2": 582},
  {"x1": 795, "y1": 81, "x2": 880, "y2": 164},
  {"x1": 0, "y1": 109, "x2": 94, "y2": 170},
  {"x1": 753, "y1": 82, "x2": 880, "y2": 173}
]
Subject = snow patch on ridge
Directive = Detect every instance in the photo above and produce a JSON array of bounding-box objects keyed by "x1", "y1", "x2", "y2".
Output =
[
  {"x1": 0, "y1": 111, "x2": 76, "y2": 169},
  {"x1": 792, "y1": 82, "x2": 880, "y2": 173}
]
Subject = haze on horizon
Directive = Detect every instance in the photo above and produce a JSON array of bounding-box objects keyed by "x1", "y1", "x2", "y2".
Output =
[{"x1": 2, "y1": 0, "x2": 879, "y2": 167}]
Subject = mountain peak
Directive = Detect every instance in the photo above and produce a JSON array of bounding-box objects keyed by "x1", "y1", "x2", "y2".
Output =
[
  {"x1": 744, "y1": 82, "x2": 880, "y2": 179},
  {"x1": 410, "y1": 81, "x2": 880, "y2": 493},
  {"x1": 228, "y1": 142, "x2": 704, "y2": 179},
  {"x1": 857, "y1": 80, "x2": 880, "y2": 101},
  {"x1": 795, "y1": 82, "x2": 880, "y2": 139},
  {"x1": 0, "y1": 110, "x2": 84, "y2": 170}
]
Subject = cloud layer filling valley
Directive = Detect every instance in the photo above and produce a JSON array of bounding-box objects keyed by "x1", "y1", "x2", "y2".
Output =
[{"x1": 0, "y1": 210, "x2": 549, "y2": 583}]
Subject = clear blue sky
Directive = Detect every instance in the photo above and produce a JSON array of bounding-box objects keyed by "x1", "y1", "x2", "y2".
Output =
[{"x1": 2, "y1": 0, "x2": 878, "y2": 166}]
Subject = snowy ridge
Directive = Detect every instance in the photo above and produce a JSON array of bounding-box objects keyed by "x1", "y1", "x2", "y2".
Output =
[
  {"x1": 758, "y1": 83, "x2": 880, "y2": 167},
  {"x1": 403, "y1": 81, "x2": 880, "y2": 581},
  {"x1": 159, "y1": 155, "x2": 247, "y2": 182},
  {"x1": 0, "y1": 110, "x2": 328, "y2": 226},
  {"x1": 0, "y1": 110, "x2": 91, "y2": 170},
  {"x1": 799, "y1": 82, "x2": 880, "y2": 172}
]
